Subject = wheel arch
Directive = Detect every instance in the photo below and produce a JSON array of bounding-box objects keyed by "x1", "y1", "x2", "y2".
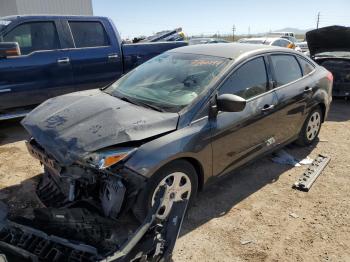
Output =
[
  {"x1": 179, "y1": 157, "x2": 205, "y2": 192},
  {"x1": 318, "y1": 102, "x2": 326, "y2": 122}
]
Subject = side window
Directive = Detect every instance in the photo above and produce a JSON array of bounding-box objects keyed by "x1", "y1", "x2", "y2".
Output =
[
  {"x1": 270, "y1": 55, "x2": 302, "y2": 87},
  {"x1": 280, "y1": 40, "x2": 290, "y2": 47},
  {"x1": 272, "y1": 40, "x2": 282, "y2": 47},
  {"x1": 3, "y1": 22, "x2": 60, "y2": 55},
  {"x1": 69, "y1": 21, "x2": 109, "y2": 48},
  {"x1": 219, "y1": 57, "x2": 268, "y2": 99},
  {"x1": 297, "y1": 57, "x2": 315, "y2": 75}
]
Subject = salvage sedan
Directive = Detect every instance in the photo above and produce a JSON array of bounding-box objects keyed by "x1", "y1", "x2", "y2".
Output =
[{"x1": 22, "y1": 43, "x2": 332, "y2": 222}]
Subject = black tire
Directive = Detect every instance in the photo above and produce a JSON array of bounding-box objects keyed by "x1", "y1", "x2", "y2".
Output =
[
  {"x1": 132, "y1": 160, "x2": 198, "y2": 222},
  {"x1": 297, "y1": 106, "x2": 323, "y2": 146}
]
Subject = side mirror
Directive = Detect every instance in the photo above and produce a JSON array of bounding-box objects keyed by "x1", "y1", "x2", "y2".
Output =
[
  {"x1": 216, "y1": 94, "x2": 246, "y2": 112},
  {"x1": 0, "y1": 42, "x2": 21, "y2": 58}
]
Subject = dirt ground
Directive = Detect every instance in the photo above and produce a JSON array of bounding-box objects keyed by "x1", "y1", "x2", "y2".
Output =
[{"x1": 0, "y1": 100, "x2": 349, "y2": 261}]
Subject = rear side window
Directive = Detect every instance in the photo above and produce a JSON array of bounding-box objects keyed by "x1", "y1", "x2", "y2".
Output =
[
  {"x1": 3, "y1": 22, "x2": 60, "y2": 55},
  {"x1": 69, "y1": 21, "x2": 109, "y2": 48},
  {"x1": 270, "y1": 55, "x2": 302, "y2": 87},
  {"x1": 297, "y1": 57, "x2": 315, "y2": 75},
  {"x1": 220, "y1": 57, "x2": 268, "y2": 99}
]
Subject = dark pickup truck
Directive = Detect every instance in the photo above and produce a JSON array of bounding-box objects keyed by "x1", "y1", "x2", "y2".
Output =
[{"x1": 0, "y1": 15, "x2": 187, "y2": 120}]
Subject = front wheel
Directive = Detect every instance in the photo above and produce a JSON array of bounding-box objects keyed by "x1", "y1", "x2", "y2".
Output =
[
  {"x1": 297, "y1": 107, "x2": 323, "y2": 146},
  {"x1": 133, "y1": 160, "x2": 198, "y2": 221}
]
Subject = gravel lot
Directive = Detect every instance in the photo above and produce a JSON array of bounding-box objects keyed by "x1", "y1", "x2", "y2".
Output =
[{"x1": 0, "y1": 100, "x2": 349, "y2": 261}]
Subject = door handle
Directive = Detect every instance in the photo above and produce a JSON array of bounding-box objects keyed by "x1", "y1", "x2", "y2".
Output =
[
  {"x1": 303, "y1": 86, "x2": 313, "y2": 93},
  {"x1": 108, "y1": 53, "x2": 119, "y2": 60},
  {"x1": 57, "y1": 57, "x2": 70, "y2": 65},
  {"x1": 0, "y1": 89, "x2": 11, "y2": 93},
  {"x1": 261, "y1": 104, "x2": 275, "y2": 112}
]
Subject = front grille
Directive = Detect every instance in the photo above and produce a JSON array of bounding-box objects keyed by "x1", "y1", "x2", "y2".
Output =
[{"x1": 0, "y1": 224, "x2": 97, "y2": 262}]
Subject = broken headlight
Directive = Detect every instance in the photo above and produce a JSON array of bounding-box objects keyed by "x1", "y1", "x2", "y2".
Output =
[{"x1": 87, "y1": 148, "x2": 136, "y2": 169}]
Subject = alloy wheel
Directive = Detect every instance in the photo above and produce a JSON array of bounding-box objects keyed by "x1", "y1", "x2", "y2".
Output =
[
  {"x1": 306, "y1": 111, "x2": 321, "y2": 141},
  {"x1": 151, "y1": 172, "x2": 192, "y2": 219}
]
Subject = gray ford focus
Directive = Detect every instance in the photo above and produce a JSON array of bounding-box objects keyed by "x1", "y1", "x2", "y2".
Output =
[{"x1": 22, "y1": 43, "x2": 332, "y2": 221}]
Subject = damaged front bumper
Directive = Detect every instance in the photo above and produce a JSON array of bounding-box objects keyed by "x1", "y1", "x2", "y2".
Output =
[
  {"x1": 0, "y1": 139, "x2": 189, "y2": 261},
  {"x1": 26, "y1": 139, "x2": 144, "y2": 219},
  {"x1": 0, "y1": 186, "x2": 188, "y2": 262}
]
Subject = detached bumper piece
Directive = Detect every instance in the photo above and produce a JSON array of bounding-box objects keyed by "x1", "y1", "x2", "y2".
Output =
[
  {"x1": 0, "y1": 186, "x2": 188, "y2": 262},
  {"x1": 293, "y1": 154, "x2": 331, "y2": 192}
]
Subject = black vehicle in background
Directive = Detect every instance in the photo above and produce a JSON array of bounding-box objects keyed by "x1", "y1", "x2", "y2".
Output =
[{"x1": 306, "y1": 25, "x2": 350, "y2": 97}]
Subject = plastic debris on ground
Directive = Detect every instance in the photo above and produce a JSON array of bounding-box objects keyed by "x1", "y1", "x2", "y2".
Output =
[
  {"x1": 289, "y1": 212, "x2": 299, "y2": 218},
  {"x1": 271, "y1": 149, "x2": 313, "y2": 166}
]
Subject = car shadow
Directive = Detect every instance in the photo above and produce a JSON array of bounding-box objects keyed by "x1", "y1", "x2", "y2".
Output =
[
  {"x1": 180, "y1": 142, "x2": 317, "y2": 237},
  {"x1": 0, "y1": 118, "x2": 29, "y2": 146},
  {"x1": 326, "y1": 98, "x2": 350, "y2": 122},
  {"x1": 0, "y1": 175, "x2": 42, "y2": 218}
]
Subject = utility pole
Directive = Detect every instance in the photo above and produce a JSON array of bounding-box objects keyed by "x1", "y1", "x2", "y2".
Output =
[
  {"x1": 232, "y1": 24, "x2": 236, "y2": 42},
  {"x1": 316, "y1": 12, "x2": 320, "y2": 29}
]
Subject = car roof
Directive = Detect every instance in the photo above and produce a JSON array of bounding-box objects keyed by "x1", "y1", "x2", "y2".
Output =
[
  {"x1": 1, "y1": 15, "x2": 107, "y2": 21},
  {"x1": 170, "y1": 43, "x2": 282, "y2": 59}
]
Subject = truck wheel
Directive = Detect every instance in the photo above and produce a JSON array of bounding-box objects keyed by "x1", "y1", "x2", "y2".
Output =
[
  {"x1": 297, "y1": 106, "x2": 323, "y2": 146},
  {"x1": 133, "y1": 160, "x2": 198, "y2": 221}
]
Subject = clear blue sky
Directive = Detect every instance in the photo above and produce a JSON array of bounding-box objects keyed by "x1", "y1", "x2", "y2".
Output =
[{"x1": 92, "y1": 0, "x2": 349, "y2": 38}]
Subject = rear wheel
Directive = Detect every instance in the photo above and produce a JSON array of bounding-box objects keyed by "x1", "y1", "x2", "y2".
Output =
[
  {"x1": 297, "y1": 107, "x2": 323, "y2": 146},
  {"x1": 133, "y1": 160, "x2": 198, "y2": 221}
]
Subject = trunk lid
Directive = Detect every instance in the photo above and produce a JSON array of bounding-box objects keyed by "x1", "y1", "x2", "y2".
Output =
[{"x1": 306, "y1": 26, "x2": 350, "y2": 56}]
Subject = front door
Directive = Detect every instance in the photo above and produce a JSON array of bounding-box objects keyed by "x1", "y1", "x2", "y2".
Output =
[
  {"x1": 0, "y1": 20, "x2": 73, "y2": 111},
  {"x1": 211, "y1": 56, "x2": 280, "y2": 176},
  {"x1": 63, "y1": 19, "x2": 123, "y2": 91}
]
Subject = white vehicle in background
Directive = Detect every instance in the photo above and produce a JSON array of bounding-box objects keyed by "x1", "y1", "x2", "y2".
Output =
[
  {"x1": 295, "y1": 41, "x2": 309, "y2": 53},
  {"x1": 238, "y1": 37, "x2": 296, "y2": 49},
  {"x1": 269, "y1": 31, "x2": 295, "y2": 37},
  {"x1": 268, "y1": 32, "x2": 299, "y2": 44}
]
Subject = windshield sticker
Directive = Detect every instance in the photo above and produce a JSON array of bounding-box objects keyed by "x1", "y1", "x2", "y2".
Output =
[{"x1": 191, "y1": 60, "x2": 222, "y2": 66}]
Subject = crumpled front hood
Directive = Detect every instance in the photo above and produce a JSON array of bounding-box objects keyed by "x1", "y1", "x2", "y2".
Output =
[
  {"x1": 306, "y1": 26, "x2": 350, "y2": 56},
  {"x1": 22, "y1": 89, "x2": 179, "y2": 165}
]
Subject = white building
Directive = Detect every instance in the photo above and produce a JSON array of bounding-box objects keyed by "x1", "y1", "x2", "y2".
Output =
[{"x1": 0, "y1": 0, "x2": 93, "y2": 17}]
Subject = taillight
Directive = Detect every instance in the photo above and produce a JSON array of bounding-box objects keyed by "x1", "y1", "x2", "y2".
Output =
[{"x1": 327, "y1": 72, "x2": 333, "y2": 82}]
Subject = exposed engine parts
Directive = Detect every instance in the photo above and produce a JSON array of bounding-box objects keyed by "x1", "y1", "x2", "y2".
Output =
[
  {"x1": 100, "y1": 177, "x2": 126, "y2": 219},
  {"x1": 0, "y1": 186, "x2": 188, "y2": 262}
]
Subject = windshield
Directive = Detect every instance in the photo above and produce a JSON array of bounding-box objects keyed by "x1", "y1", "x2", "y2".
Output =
[
  {"x1": 105, "y1": 52, "x2": 229, "y2": 112},
  {"x1": 316, "y1": 51, "x2": 350, "y2": 58}
]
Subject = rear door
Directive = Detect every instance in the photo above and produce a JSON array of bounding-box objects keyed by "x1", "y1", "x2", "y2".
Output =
[
  {"x1": 63, "y1": 18, "x2": 123, "y2": 91},
  {"x1": 211, "y1": 56, "x2": 281, "y2": 176},
  {"x1": 0, "y1": 19, "x2": 73, "y2": 111},
  {"x1": 268, "y1": 53, "x2": 316, "y2": 143}
]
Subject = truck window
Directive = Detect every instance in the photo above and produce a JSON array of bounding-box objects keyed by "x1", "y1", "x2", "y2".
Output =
[
  {"x1": 3, "y1": 22, "x2": 60, "y2": 55},
  {"x1": 69, "y1": 21, "x2": 110, "y2": 48}
]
